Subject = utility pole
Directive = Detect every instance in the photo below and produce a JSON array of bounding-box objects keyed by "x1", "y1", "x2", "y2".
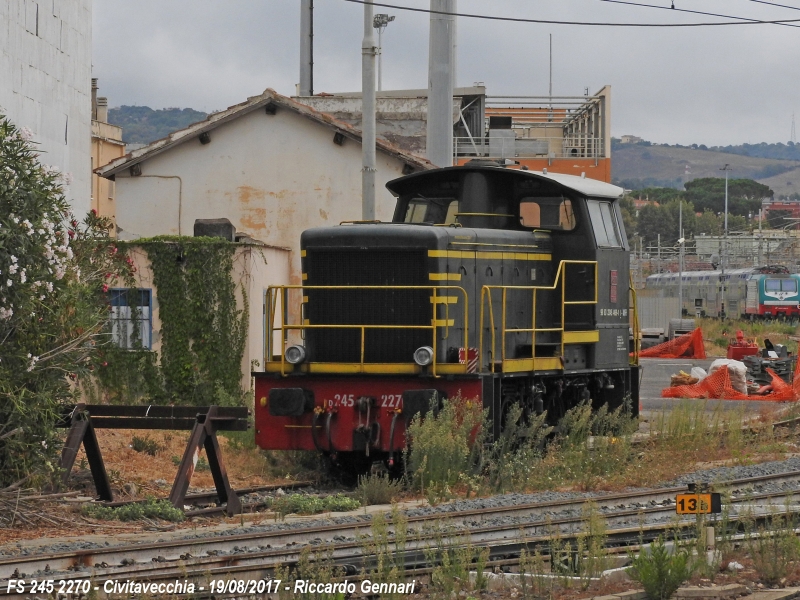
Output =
[
  {"x1": 426, "y1": 0, "x2": 456, "y2": 168},
  {"x1": 720, "y1": 164, "x2": 732, "y2": 318},
  {"x1": 758, "y1": 208, "x2": 763, "y2": 266},
  {"x1": 299, "y1": 0, "x2": 314, "y2": 96},
  {"x1": 678, "y1": 201, "x2": 684, "y2": 316},
  {"x1": 373, "y1": 14, "x2": 395, "y2": 92},
  {"x1": 362, "y1": 0, "x2": 377, "y2": 219}
]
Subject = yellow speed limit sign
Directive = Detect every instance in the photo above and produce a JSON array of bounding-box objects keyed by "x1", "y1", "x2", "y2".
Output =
[{"x1": 675, "y1": 493, "x2": 721, "y2": 514}]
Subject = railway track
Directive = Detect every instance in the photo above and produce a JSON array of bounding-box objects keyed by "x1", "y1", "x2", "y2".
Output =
[{"x1": 3, "y1": 469, "x2": 800, "y2": 598}]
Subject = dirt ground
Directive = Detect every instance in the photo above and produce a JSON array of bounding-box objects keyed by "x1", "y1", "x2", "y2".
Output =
[{"x1": 0, "y1": 428, "x2": 304, "y2": 546}]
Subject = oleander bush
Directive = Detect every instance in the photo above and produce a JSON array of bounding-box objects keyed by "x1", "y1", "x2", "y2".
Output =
[{"x1": 0, "y1": 115, "x2": 133, "y2": 489}]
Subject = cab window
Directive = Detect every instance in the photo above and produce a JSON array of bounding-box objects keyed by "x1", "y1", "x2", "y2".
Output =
[
  {"x1": 765, "y1": 279, "x2": 781, "y2": 291},
  {"x1": 587, "y1": 200, "x2": 623, "y2": 247},
  {"x1": 402, "y1": 197, "x2": 458, "y2": 224},
  {"x1": 519, "y1": 197, "x2": 576, "y2": 231}
]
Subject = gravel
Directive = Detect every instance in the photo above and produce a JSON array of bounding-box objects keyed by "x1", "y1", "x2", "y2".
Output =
[{"x1": 4, "y1": 455, "x2": 800, "y2": 561}]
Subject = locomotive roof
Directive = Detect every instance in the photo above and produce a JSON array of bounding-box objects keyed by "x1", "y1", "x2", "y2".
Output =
[{"x1": 386, "y1": 164, "x2": 624, "y2": 199}]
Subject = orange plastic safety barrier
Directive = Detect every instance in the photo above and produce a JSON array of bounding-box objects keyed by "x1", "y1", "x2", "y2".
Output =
[
  {"x1": 662, "y1": 362, "x2": 799, "y2": 402},
  {"x1": 638, "y1": 328, "x2": 707, "y2": 359}
]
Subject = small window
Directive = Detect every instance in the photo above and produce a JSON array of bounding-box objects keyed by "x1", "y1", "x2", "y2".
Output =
[
  {"x1": 110, "y1": 289, "x2": 152, "y2": 349},
  {"x1": 519, "y1": 197, "x2": 576, "y2": 230},
  {"x1": 765, "y1": 279, "x2": 781, "y2": 291},
  {"x1": 695, "y1": 299, "x2": 703, "y2": 307},
  {"x1": 782, "y1": 279, "x2": 797, "y2": 293},
  {"x1": 444, "y1": 201, "x2": 459, "y2": 225},
  {"x1": 587, "y1": 200, "x2": 623, "y2": 247},
  {"x1": 404, "y1": 200, "x2": 428, "y2": 223},
  {"x1": 402, "y1": 197, "x2": 458, "y2": 224}
]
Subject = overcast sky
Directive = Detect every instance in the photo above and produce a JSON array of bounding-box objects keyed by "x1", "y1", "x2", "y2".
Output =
[{"x1": 92, "y1": 0, "x2": 800, "y2": 147}]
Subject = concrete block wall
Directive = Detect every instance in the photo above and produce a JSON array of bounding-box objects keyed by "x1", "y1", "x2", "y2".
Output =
[{"x1": 0, "y1": 0, "x2": 92, "y2": 215}]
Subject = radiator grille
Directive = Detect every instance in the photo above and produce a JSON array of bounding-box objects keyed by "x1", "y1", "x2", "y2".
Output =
[{"x1": 305, "y1": 249, "x2": 431, "y2": 363}]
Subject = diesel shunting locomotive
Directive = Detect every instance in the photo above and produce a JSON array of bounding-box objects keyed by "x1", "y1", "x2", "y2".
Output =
[{"x1": 253, "y1": 162, "x2": 640, "y2": 476}]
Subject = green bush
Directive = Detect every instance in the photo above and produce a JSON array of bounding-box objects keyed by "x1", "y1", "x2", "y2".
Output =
[
  {"x1": 405, "y1": 395, "x2": 484, "y2": 503},
  {"x1": 270, "y1": 493, "x2": 360, "y2": 517},
  {"x1": 747, "y1": 511, "x2": 800, "y2": 585},
  {"x1": 356, "y1": 472, "x2": 403, "y2": 505},
  {"x1": 629, "y1": 535, "x2": 696, "y2": 600},
  {"x1": 81, "y1": 498, "x2": 185, "y2": 522},
  {"x1": 130, "y1": 435, "x2": 161, "y2": 456},
  {"x1": 0, "y1": 115, "x2": 134, "y2": 488}
]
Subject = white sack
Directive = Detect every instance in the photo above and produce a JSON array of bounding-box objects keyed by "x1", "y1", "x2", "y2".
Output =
[{"x1": 708, "y1": 359, "x2": 748, "y2": 394}]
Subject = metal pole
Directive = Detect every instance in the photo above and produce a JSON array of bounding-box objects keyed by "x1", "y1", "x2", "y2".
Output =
[
  {"x1": 678, "y1": 201, "x2": 683, "y2": 315},
  {"x1": 426, "y1": 0, "x2": 455, "y2": 168},
  {"x1": 720, "y1": 164, "x2": 731, "y2": 318},
  {"x1": 377, "y1": 26, "x2": 383, "y2": 92},
  {"x1": 758, "y1": 208, "x2": 763, "y2": 266},
  {"x1": 362, "y1": 0, "x2": 377, "y2": 219},
  {"x1": 299, "y1": 0, "x2": 314, "y2": 96}
]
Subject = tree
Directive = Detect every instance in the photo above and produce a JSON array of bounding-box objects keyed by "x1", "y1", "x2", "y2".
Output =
[
  {"x1": 619, "y1": 197, "x2": 637, "y2": 243},
  {"x1": 0, "y1": 116, "x2": 132, "y2": 488},
  {"x1": 663, "y1": 200, "x2": 696, "y2": 241},
  {"x1": 637, "y1": 204, "x2": 676, "y2": 247},
  {"x1": 694, "y1": 211, "x2": 722, "y2": 236},
  {"x1": 684, "y1": 177, "x2": 772, "y2": 217}
]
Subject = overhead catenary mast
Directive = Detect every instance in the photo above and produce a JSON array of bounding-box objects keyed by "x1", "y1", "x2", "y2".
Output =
[
  {"x1": 362, "y1": 0, "x2": 377, "y2": 219},
  {"x1": 299, "y1": 0, "x2": 314, "y2": 96},
  {"x1": 426, "y1": 0, "x2": 456, "y2": 168}
]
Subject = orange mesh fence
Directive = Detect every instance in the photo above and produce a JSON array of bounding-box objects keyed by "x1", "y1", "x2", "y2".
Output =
[
  {"x1": 638, "y1": 328, "x2": 706, "y2": 359},
  {"x1": 663, "y1": 365, "x2": 797, "y2": 402},
  {"x1": 794, "y1": 356, "x2": 800, "y2": 399}
]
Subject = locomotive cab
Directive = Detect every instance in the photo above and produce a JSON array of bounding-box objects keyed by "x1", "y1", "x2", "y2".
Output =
[{"x1": 254, "y1": 163, "x2": 639, "y2": 475}]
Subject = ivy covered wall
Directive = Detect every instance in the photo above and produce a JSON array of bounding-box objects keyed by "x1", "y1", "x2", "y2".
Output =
[{"x1": 96, "y1": 237, "x2": 255, "y2": 406}]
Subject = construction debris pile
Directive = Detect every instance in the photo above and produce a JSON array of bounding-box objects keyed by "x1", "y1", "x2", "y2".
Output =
[{"x1": 662, "y1": 337, "x2": 799, "y2": 402}]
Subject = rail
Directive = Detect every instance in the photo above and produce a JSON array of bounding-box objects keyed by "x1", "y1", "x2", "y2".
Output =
[
  {"x1": 479, "y1": 260, "x2": 598, "y2": 373},
  {"x1": 265, "y1": 285, "x2": 469, "y2": 377}
]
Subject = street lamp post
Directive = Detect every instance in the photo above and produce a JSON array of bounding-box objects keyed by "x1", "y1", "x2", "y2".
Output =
[
  {"x1": 373, "y1": 13, "x2": 395, "y2": 92},
  {"x1": 720, "y1": 164, "x2": 732, "y2": 318}
]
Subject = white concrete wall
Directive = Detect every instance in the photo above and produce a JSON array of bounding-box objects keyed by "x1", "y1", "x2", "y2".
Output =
[
  {"x1": 0, "y1": 0, "x2": 92, "y2": 215},
  {"x1": 113, "y1": 106, "x2": 410, "y2": 286}
]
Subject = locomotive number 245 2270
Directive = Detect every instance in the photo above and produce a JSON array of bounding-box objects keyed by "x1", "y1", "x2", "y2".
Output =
[{"x1": 326, "y1": 394, "x2": 402, "y2": 408}]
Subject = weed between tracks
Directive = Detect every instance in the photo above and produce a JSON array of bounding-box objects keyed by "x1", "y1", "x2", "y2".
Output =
[{"x1": 403, "y1": 393, "x2": 786, "y2": 499}]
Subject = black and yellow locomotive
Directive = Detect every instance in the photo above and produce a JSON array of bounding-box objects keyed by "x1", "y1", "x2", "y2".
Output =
[{"x1": 254, "y1": 162, "x2": 639, "y2": 474}]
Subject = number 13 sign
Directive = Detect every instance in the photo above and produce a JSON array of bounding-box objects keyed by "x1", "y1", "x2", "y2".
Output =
[{"x1": 675, "y1": 493, "x2": 721, "y2": 514}]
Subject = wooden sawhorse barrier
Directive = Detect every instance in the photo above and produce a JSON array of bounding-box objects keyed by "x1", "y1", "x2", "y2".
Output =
[{"x1": 58, "y1": 404, "x2": 249, "y2": 516}]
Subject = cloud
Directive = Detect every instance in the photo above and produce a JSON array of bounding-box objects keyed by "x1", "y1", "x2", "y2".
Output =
[{"x1": 92, "y1": 0, "x2": 800, "y2": 145}]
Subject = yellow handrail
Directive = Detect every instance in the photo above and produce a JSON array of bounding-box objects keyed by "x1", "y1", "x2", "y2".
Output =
[
  {"x1": 265, "y1": 285, "x2": 469, "y2": 377},
  {"x1": 629, "y1": 283, "x2": 640, "y2": 365},
  {"x1": 479, "y1": 260, "x2": 598, "y2": 373}
]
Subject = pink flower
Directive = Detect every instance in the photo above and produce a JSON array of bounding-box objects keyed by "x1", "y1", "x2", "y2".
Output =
[{"x1": 102, "y1": 284, "x2": 109, "y2": 293}]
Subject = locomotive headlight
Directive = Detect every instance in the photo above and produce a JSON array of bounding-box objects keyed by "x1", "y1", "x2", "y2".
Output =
[
  {"x1": 413, "y1": 346, "x2": 434, "y2": 366},
  {"x1": 285, "y1": 345, "x2": 307, "y2": 364}
]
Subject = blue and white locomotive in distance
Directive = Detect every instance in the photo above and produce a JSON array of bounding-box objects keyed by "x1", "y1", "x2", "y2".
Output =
[{"x1": 645, "y1": 265, "x2": 800, "y2": 320}]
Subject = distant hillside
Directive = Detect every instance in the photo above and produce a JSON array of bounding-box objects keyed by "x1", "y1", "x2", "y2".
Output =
[
  {"x1": 108, "y1": 106, "x2": 208, "y2": 145},
  {"x1": 611, "y1": 141, "x2": 800, "y2": 198}
]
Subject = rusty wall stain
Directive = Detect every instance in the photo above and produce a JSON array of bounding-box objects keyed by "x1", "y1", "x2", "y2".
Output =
[
  {"x1": 319, "y1": 209, "x2": 328, "y2": 220},
  {"x1": 241, "y1": 208, "x2": 267, "y2": 230},
  {"x1": 237, "y1": 185, "x2": 267, "y2": 204}
]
